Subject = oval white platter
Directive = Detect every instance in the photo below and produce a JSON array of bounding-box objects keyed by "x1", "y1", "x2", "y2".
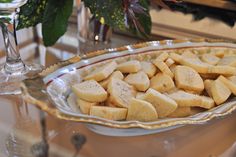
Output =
[{"x1": 22, "y1": 39, "x2": 236, "y2": 136}]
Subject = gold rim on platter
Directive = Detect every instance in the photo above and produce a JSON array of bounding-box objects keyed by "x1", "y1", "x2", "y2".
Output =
[{"x1": 21, "y1": 38, "x2": 236, "y2": 130}]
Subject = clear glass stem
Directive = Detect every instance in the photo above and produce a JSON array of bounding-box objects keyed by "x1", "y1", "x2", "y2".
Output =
[
  {"x1": 0, "y1": 4, "x2": 42, "y2": 95},
  {"x1": 0, "y1": 9, "x2": 25, "y2": 75}
]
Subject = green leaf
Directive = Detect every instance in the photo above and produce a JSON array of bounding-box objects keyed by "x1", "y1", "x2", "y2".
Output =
[
  {"x1": 17, "y1": 0, "x2": 47, "y2": 30},
  {"x1": 83, "y1": 0, "x2": 126, "y2": 30},
  {"x1": 0, "y1": 0, "x2": 14, "y2": 2},
  {"x1": 83, "y1": 0, "x2": 151, "y2": 38},
  {"x1": 128, "y1": 0, "x2": 151, "y2": 38},
  {"x1": 42, "y1": 0, "x2": 73, "y2": 46}
]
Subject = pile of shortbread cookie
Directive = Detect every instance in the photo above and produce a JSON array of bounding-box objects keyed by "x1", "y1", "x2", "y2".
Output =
[{"x1": 70, "y1": 48, "x2": 236, "y2": 122}]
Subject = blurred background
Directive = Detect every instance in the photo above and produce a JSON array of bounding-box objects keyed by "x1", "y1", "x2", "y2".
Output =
[
  {"x1": 1, "y1": 1, "x2": 236, "y2": 157},
  {"x1": 0, "y1": 0, "x2": 236, "y2": 67}
]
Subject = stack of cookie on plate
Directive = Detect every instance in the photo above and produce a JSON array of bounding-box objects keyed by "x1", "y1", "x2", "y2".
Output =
[{"x1": 69, "y1": 48, "x2": 236, "y2": 122}]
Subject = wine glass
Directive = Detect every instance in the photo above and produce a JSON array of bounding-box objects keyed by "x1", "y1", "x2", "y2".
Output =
[{"x1": 0, "y1": 0, "x2": 42, "y2": 95}]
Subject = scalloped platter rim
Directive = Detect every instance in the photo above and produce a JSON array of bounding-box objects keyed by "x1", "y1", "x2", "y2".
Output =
[{"x1": 22, "y1": 39, "x2": 236, "y2": 136}]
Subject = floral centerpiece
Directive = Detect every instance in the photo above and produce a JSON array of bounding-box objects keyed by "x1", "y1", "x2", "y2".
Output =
[{"x1": 18, "y1": 0, "x2": 236, "y2": 46}]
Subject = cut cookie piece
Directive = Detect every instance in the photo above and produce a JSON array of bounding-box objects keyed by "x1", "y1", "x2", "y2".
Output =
[
  {"x1": 127, "y1": 98, "x2": 158, "y2": 122},
  {"x1": 150, "y1": 73, "x2": 175, "y2": 93},
  {"x1": 124, "y1": 71, "x2": 150, "y2": 91},
  {"x1": 84, "y1": 61, "x2": 117, "y2": 81},
  {"x1": 72, "y1": 80, "x2": 107, "y2": 102},
  {"x1": 90, "y1": 106, "x2": 127, "y2": 121},
  {"x1": 117, "y1": 60, "x2": 141, "y2": 73},
  {"x1": 175, "y1": 65, "x2": 204, "y2": 93},
  {"x1": 107, "y1": 78, "x2": 137, "y2": 108}
]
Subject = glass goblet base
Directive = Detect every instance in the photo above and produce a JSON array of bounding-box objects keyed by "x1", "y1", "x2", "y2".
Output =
[{"x1": 0, "y1": 62, "x2": 43, "y2": 95}]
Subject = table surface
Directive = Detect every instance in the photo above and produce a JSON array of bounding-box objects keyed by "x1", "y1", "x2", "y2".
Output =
[{"x1": 0, "y1": 29, "x2": 236, "y2": 157}]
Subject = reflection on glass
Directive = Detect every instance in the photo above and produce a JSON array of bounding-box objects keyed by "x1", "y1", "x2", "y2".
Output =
[
  {"x1": 77, "y1": 2, "x2": 112, "y2": 56},
  {"x1": 5, "y1": 118, "x2": 38, "y2": 157},
  {"x1": 0, "y1": 0, "x2": 42, "y2": 95}
]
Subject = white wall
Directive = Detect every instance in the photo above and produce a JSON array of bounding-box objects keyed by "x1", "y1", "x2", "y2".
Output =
[{"x1": 151, "y1": 9, "x2": 236, "y2": 40}]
